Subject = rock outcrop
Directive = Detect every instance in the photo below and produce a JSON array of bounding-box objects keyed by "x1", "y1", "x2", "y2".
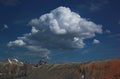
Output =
[{"x1": 0, "y1": 58, "x2": 120, "y2": 79}]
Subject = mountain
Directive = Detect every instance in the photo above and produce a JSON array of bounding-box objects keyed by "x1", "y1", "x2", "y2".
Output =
[{"x1": 0, "y1": 58, "x2": 120, "y2": 79}]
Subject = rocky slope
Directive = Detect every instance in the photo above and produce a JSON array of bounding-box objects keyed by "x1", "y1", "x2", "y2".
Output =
[{"x1": 0, "y1": 58, "x2": 120, "y2": 79}]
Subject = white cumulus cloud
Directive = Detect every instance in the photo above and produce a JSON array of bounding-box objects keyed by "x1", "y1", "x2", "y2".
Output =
[
  {"x1": 93, "y1": 39, "x2": 100, "y2": 44},
  {"x1": 8, "y1": 39, "x2": 26, "y2": 47},
  {"x1": 31, "y1": 27, "x2": 39, "y2": 33},
  {"x1": 8, "y1": 6, "x2": 103, "y2": 58}
]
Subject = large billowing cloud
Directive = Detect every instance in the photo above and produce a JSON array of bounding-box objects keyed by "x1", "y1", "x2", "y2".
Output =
[{"x1": 8, "y1": 6, "x2": 103, "y2": 58}]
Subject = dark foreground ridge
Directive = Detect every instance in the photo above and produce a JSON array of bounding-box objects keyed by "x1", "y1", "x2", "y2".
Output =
[{"x1": 0, "y1": 58, "x2": 120, "y2": 79}]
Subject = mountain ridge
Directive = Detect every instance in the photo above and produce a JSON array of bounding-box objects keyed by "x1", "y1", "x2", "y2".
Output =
[{"x1": 0, "y1": 58, "x2": 120, "y2": 79}]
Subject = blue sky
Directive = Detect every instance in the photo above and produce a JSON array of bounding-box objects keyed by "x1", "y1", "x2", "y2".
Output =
[{"x1": 0, "y1": 0, "x2": 120, "y2": 63}]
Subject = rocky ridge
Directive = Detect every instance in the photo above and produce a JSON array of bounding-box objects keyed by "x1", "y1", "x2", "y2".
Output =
[{"x1": 0, "y1": 58, "x2": 120, "y2": 79}]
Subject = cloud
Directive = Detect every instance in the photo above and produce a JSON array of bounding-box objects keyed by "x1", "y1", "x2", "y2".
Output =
[
  {"x1": 31, "y1": 27, "x2": 39, "y2": 33},
  {"x1": 8, "y1": 6, "x2": 103, "y2": 58},
  {"x1": 78, "y1": 0, "x2": 109, "y2": 12},
  {"x1": 93, "y1": 39, "x2": 100, "y2": 44},
  {"x1": 4, "y1": 24, "x2": 8, "y2": 29},
  {"x1": 7, "y1": 39, "x2": 26, "y2": 47},
  {"x1": 0, "y1": 0, "x2": 20, "y2": 6},
  {"x1": 26, "y1": 46, "x2": 50, "y2": 58},
  {"x1": 119, "y1": 21, "x2": 120, "y2": 25},
  {"x1": 0, "y1": 24, "x2": 8, "y2": 31},
  {"x1": 89, "y1": 0, "x2": 108, "y2": 11},
  {"x1": 104, "y1": 29, "x2": 111, "y2": 34},
  {"x1": 108, "y1": 34, "x2": 120, "y2": 38}
]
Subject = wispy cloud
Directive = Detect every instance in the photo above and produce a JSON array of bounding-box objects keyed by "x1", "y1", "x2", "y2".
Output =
[
  {"x1": 0, "y1": 24, "x2": 8, "y2": 31},
  {"x1": 108, "y1": 34, "x2": 120, "y2": 38},
  {"x1": 0, "y1": 0, "x2": 20, "y2": 6},
  {"x1": 13, "y1": 20, "x2": 27, "y2": 25},
  {"x1": 78, "y1": 0, "x2": 109, "y2": 12},
  {"x1": 4, "y1": 24, "x2": 8, "y2": 29},
  {"x1": 108, "y1": 33, "x2": 120, "y2": 42},
  {"x1": 104, "y1": 29, "x2": 111, "y2": 34},
  {"x1": 118, "y1": 21, "x2": 120, "y2": 25}
]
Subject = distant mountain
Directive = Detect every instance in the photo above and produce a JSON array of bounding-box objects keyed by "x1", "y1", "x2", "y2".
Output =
[
  {"x1": 0, "y1": 58, "x2": 120, "y2": 79},
  {"x1": 0, "y1": 58, "x2": 26, "y2": 79},
  {"x1": 4, "y1": 58, "x2": 23, "y2": 65}
]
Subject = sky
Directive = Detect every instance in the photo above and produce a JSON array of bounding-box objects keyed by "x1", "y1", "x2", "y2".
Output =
[{"x1": 0, "y1": 0, "x2": 120, "y2": 63}]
